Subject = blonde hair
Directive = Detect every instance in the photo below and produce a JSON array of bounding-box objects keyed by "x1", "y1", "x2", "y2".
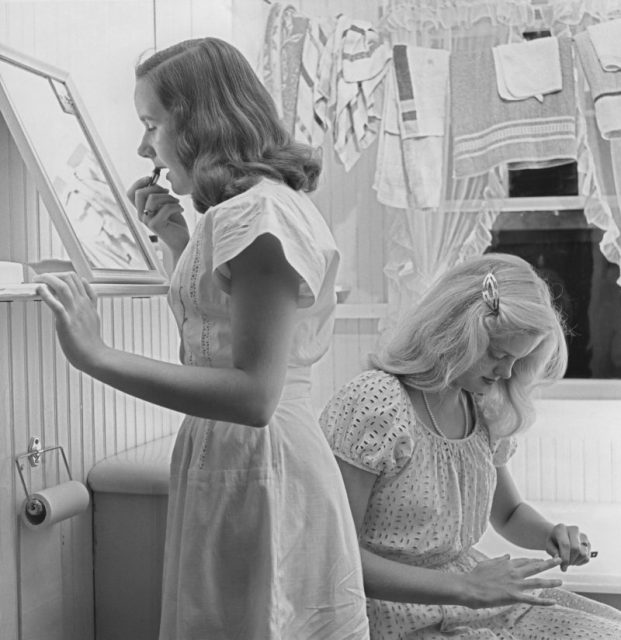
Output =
[{"x1": 371, "y1": 253, "x2": 568, "y2": 436}]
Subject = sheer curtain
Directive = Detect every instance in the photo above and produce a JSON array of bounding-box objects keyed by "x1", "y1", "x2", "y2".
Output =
[{"x1": 378, "y1": 0, "x2": 621, "y2": 335}]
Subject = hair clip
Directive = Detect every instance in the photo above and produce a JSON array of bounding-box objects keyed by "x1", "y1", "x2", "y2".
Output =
[{"x1": 482, "y1": 272, "x2": 500, "y2": 316}]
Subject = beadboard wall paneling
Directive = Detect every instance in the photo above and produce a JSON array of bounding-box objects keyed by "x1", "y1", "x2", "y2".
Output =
[{"x1": 0, "y1": 3, "x2": 189, "y2": 639}]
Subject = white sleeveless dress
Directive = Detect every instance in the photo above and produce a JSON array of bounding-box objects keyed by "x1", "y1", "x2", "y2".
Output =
[{"x1": 159, "y1": 179, "x2": 369, "y2": 640}]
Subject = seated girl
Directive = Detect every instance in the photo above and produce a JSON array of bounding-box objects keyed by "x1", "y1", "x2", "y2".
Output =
[{"x1": 320, "y1": 253, "x2": 621, "y2": 639}]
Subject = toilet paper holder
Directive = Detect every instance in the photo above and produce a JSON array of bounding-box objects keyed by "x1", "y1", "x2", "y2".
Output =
[{"x1": 15, "y1": 439, "x2": 73, "y2": 511}]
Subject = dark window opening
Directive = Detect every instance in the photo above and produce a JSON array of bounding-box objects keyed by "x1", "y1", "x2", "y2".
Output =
[
  {"x1": 486, "y1": 164, "x2": 621, "y2": 379},
  {"x1": 487, "y1": 210, "x2": 621, "y2": 378}
]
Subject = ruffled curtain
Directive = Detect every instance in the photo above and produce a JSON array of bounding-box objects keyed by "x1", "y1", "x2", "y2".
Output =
[{"x1": 378, "y1": 0, "x2": 621, "y2": 336}]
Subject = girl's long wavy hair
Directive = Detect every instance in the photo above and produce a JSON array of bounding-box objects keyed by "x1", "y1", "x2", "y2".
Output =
[
  {"x1": 136, "y1": 38, "x2": 321, "y2": 212},
  {"x1": 371, "y1": 253, "x2": 568, "y2": 437}
]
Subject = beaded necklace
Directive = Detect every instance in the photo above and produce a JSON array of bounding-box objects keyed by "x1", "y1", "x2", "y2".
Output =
[{"x1": 422, "y1": 390, "x2": 470, "y2": 439}]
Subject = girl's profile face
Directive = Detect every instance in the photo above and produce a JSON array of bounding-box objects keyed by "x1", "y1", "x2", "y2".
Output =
[
  {"x1": 453, "y1": 332, "x2": 544, "y2": 395},
  {"x1": 134, "y1": 77, "x2": 193, "y2": 195}
]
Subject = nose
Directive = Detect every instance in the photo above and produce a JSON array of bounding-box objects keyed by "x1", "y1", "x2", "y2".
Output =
[{"x1": 137, "y1": 134, "x2": 153, "y2": 159}]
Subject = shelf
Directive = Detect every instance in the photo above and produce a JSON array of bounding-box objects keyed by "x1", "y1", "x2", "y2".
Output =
[
  {"x1": 335, "y1": 303, "x2": 387, "y2": 319},
  {"x1": 0, "y1": 282, "x2": 169, "y2": 301}
]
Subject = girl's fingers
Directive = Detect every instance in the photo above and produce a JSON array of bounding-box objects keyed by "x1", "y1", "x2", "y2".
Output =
[
  {"x1": 36, "y1": 283, "x2": 67, "y2": 316},
  {"x1": 140, "y1": 194, "x2": 180, "y2": 224},
  {"x1": 515, "y1": 557, "x2": 562, "y2": 578},
  {"x1": 148, "y1": 202, "x2": 184, "y2": 228},
  {"x1": 34, "y1": 273, "x2": 75, "y2": 308},
  {"x1": 66, "y1": 271, "x2": 86, "y2": 297},
  {"x1": 514, "y1": 592, "x2": 559, "y2": 607},
  {"x1": 521, "y1": 577, "x2": 564, "y2": 590},
  {"x1": 134, "y1": 184, "x2": 169, "y2": 217},
  {"x1": 126, "y1": 175, "x2": 156, "y2": 205}
]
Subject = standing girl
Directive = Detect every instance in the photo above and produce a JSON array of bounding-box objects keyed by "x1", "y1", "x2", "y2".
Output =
[{"x1": 36, "y1": 38, "x2": 369, "y2": 640}]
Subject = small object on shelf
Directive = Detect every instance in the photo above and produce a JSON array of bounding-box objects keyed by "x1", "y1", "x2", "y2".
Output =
[
  {"x1": 0, "y1": 261, "x2": 28, "y2": 284},
  {"x1": 335, "y1": 284, "x2": 351, "y2": 304}
]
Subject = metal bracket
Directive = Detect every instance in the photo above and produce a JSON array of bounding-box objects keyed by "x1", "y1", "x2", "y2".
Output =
[
  {"x1": 15, "y1": 440, "x2": 72, "y2": 503},
  {"x1": 26, "y1": 436, "x2": 42, "y2": 467}
]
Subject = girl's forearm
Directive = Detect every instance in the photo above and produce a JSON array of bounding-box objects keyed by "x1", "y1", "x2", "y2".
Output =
[
  {"x1": 494, "y1": 502, "x2": 555, "y2": 550},
  {"x1": 361, "y1": 548, "x2": 468, "y2": 605},
  {"x1": 83, "y1": 345, "x2": 279, "y2": 427}
]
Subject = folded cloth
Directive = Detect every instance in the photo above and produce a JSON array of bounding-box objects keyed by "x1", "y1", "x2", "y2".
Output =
[
  {"x1": 451, "y1": 36, "x2": 577, "y2": 178},
  {"x1": 587, "y1": 19, "x2": 621, "y2": 71},
  {"x1": 492, "y1": 36, "x2": 562, "y2": 103},
  {"x1": 575, "y1": 29, "x2": 621, "y2": 139}
]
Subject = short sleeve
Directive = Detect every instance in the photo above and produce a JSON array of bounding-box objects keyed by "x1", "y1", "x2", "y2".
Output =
[
  {"x1": 319, "y1": 370, "x2": 414, "y2": 476},
  {"x1": 210, "y1": 182, "x2": 336, "y2": 308},
  {"x1": 491, "y1": 436, "x2": 518, "y2": 466}
]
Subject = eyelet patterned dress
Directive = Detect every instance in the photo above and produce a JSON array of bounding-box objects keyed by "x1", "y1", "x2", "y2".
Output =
[
  {"x1": 159, "y1": 179, "x2": 369, "y2": 640},
  {"x1": 320, "y1": 369, "x2": 621, "y2": 639}
]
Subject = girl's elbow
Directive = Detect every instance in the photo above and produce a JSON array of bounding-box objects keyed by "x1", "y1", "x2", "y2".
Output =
[{"x1": 241, "y1": 393, "x2": 278, "y2": 428}]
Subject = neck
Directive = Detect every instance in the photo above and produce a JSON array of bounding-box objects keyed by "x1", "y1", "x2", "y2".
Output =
[{"x1": 419, "y1": 387, "x2": 471, "y2": 440}]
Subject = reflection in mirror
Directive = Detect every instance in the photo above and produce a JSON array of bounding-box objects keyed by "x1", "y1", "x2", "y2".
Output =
[{"x1": 0, "y1": 46, "x2": 164, "y2": 283}]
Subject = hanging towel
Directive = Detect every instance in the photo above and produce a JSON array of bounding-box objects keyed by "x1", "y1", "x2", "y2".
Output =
[
  {"x1": 279, "y1": 7, "x2": 309, "y2": 135},
  {"x1": 451, "y1": 37, "x2": 577, "y2": 178},
  {"x1": 316, "y1": 15, "x2": 391, "y2": 171},
  {"x1": 258, "y1": 4, "x2": 307, "y2": 136},
  {"x1": 259, "y1": 2, "x2": 285, "y2": 119},
  {"x1": 575, "y1": 30, "x2": 621, "y2": 139},
  {"x1": 373, "y1": 65, "x2": 409, "y2": 209},
  {"x1": 492, "y1": 36, "x2": 562, "y2": 103},
  {"x1": 391, "y1": 44, "x2": 448, "y2": 208},
  {"x1": 587, "y1": 19, "x2": 621, "y2": 71},
  {"x1": 393, "y1": 44, "x2": 449, "y2": 137},
  {"x1": 293, "y1": 17, "x2": 331, "y2": 147}
]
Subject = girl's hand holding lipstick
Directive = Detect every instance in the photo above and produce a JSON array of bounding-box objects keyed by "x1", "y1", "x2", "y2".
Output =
[{"x1": 126, "y1": 168, "x2": 190, "y2": 262}]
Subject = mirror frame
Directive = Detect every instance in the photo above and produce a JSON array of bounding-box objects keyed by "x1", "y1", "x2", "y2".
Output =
[{"x1": 0, "y1": 43, "x2": 167, "y2": 284}]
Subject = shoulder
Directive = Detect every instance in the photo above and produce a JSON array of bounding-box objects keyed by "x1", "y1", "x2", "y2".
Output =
[
  {"x1": 320, "y1": 370, "x2": 414, "y2": 475},
  {"x1": 211, "y1": 179, "x2": 313, "y2": 220},
  {"x1": 337, "y1": 369, "x2": 403, "y2": 405},
  {"x1": 321, "y1": 369, "x2": 408, "y2": 437}
]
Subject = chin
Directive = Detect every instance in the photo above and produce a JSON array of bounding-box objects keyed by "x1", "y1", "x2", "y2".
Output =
[
  {"x1": 473, "y1": 380, "x2": 496, "y2": 395},
  {"x1": 166, "y1": 172, "x2": 192, "y2": 196}
]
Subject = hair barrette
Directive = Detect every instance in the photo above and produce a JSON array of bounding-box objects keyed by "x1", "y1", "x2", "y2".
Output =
[{"x1": 482, "y1": 272, "x2": 500, "y2": 316}]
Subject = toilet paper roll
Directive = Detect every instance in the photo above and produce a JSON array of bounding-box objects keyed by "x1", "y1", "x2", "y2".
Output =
[{"x1": 21, "y1": 480, "x2": 90, "y2": 530}]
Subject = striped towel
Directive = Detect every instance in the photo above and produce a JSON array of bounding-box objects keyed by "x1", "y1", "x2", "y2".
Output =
[
  {"x1": 294, "y1": 16, "x2": 331, "y2": 146},
  {"x1": 388, "y1": 44, "x2": 448, "y2": 207},
  {"x1": 575, "y1": 29, "x2": 621, "y2": 139},
  {"x1": 316, "y1": 14, "x2": 391, "y2": 171},
  {"x1": 392, "y1": 44, "x2": 448, "y2": 138},
  {"x1": 451, "y1": 37, "x2": 577, "y2": 178}
]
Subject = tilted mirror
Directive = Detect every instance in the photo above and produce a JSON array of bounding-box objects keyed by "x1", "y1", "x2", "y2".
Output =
[{"x1": 0, "y1": 43, "x2": 166, "y2": 284}]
